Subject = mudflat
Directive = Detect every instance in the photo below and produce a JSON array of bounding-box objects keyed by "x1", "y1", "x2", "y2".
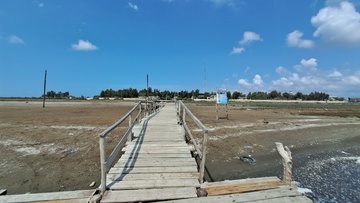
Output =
[{"x1": 0, "y1": 100, "x2": 359, "y2": 195}]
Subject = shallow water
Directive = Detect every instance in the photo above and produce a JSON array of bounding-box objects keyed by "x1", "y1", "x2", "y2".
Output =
[
  {"x1": 293, "y1": 150, "x2": 360, "y2": 203},
  {"x1": 207, "y1": 146, "x2": 360, "y2": 203}
]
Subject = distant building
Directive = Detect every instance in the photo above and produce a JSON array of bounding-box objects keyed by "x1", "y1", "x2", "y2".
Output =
[{"x1": 348, "y1": 98, "x2": 360, "y2": 103}]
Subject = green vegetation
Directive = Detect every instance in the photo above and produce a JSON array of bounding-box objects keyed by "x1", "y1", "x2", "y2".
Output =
[{"x1": 98, "y1": 88, "x2": 338, "y2": 101}]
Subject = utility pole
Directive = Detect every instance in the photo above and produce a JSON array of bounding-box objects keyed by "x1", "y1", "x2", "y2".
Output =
[
  {"x1": 204, "y1": 62, "x2": 206, "y2": 93},
  {"x1": 43, "y1": 70, "x2": 47, "y2": 108},
  {"x1": 146, "y1": 74, "x2": 149, "y2": 101}
]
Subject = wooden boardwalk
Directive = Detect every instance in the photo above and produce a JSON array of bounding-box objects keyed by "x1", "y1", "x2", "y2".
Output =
[
  {"x1": 0, "y1": 102, "x2": 312, "y2": 203},
  {"x1": 101, "y1": 104, "x2": 200, "y2": 202}
]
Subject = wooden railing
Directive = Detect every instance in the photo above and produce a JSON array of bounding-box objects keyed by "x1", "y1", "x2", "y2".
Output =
[
  {"x1": 98, "y1": 101, "x2": 159, "y2": 193},
  {"x1": 176, "y1": 101, "x2": 209, "y2": 184}
]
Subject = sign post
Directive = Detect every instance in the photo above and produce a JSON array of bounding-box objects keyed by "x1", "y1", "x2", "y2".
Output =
[{"x1": 216, "y1": 88, "x2": 228, "y2": 120}]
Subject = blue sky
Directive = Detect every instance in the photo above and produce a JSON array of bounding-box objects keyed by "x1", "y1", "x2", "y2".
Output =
[{"x1": 1, "y1": 0, "x2": 360, "y2": 97}]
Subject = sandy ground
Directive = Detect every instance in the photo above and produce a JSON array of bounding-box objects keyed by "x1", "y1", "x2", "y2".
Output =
[{"x1": 0, "y1": 100, "x2": 359, "y2": 195}]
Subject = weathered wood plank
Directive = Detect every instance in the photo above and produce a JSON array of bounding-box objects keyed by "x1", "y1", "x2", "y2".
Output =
[
  {"x1": 108, "y1": 166, "x2": 198, "y2": 174},
  {"x1": 108, "y1": 179, "x2": 200, "y2": 190},
  {"x1": 0, "y1": 190, "x2": 95, "y2": 203},
  {"x1": 205, "y1": 179, "x2": 284, "y2": 196},
  {"x1": 120, "y1": 153, "x2": 192, "y2": 158},
  {"x1": 126, "y1": 143, "x2": 188, "y2": 147},
  {"x1": 202, "y1": 176, "x2": 281, "y2": 188},
  {"x1": 158, "y1": 184, "x2": 311, "y2": 203},
  {"x1": 123, "y1": 145, "x2": 191, "y2": 150},
  {"x1": 117, "y1": 157, "x2": 195, "y2": 163},
  {"x1": 101, "y1": 187, "x2": 197, "y2": 203},
  {"x1": 107, "y1": 172, "x2": 200, "y2": 181},
  {"x1": 123, "y1": 149, "x2": 191, "y2": 154},
  {"x1": 114, "y1": 160, "x2": 197, "y2": 168}
]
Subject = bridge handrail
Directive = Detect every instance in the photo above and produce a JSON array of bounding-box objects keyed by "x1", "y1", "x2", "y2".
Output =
[
  {"x1": 99, "y1": 101, "x2": 159, "y2": 193},
  {"x1": 176, "y1": 100, "x2": 209, "y2": 184}
]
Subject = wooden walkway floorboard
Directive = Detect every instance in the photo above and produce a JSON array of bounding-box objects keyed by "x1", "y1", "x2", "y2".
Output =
[{"x1": 101, "y1": 104, "x2": 200, "y2": 203}]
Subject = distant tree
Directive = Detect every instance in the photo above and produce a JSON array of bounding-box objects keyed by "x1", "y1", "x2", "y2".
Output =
[
  {"x1": 232, "y1": 91, "x2": 241, "y2": 99},
  {"x1": 268, "y1": 90, "x2": 281, "y2": 99},
  {"x1": 282, "y1": 92, "x2": 291, "y2": 100},
  {"x1": 204, "y1": 92, "x2": 211, "y2": 99},
  {"x1": 100, "y1": 90, "x2": 105, "y2": 97},
  {"x1": 226, "y1": 91, "x2": 231, "y2": 99},
  {"x1": 294, "y1": 92, "x2": 304, "y2": 100}
]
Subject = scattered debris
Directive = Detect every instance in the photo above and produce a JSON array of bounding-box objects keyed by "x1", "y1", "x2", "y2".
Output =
[
  {"x1": 89, "y1": 181, "x2": 96, "y2": 187},
  {"x1": 240, "y1": 155, "x2": 257, "y2": 164},
  {"x1": 69, "y1": 149, "x2": 77, "y2": 154}
]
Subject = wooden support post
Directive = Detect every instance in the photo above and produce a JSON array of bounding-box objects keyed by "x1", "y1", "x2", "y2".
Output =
[
  {"x1": 216, "y1": 103, "x2": 218, "y2": 120},
  {"x1": 226, "y1": 104, "x2": 229, "y2": 120},
  {"x1": 138, "y1": 104, "x2": 142, "y2": 124},
  {"x1": 128, "y1": 114, "x2": 133, "y2": 141},
  {"x1": 199, "y1": 130, "x2": 208, "y2": 184},
  {"x1": 99, "y1": 137, "x2": 107, "y2": 193},
  {"x1": 275, "y1": 142, "x2": 293, "y2": 185},
  {"x1": 182, "y1": 108, "x2": 186, "y2": 124}
]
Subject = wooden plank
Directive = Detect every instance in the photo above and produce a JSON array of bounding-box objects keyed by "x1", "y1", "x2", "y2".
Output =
[
  {"x1": 0, "y1": 190, "x2": 95, "y2": 203},
  {"x1": 108, "y1": 179, "x2": 200, "y2": 190},
  {"x1": 205, "y1": 179, "x2": 284, "y2": 196},
  {"x1": 101, "y1": 187, "x2": 197, "y2": 203},
  {"x1": 107, "y1": 172, "x2": 200, "y2": 181},
  {"x1": 123, "y1": 149, "x2": 191, "y2": 154},
  {"x1": 203, "y1": 176, "x2": 281, "y2": 188},
  {"x1": 158, "y1": 184, "x2": 310, "y2": 203},
  {"x1": 126, "y1": 143, "x2": 189, "y2": 147},
  {"x1": 120, "y1": 153, "x2": 193, "y2": 158},
  {"x1": 117, "y1": 157, "x2": 195, "y2": 163},
  {"x1": 113, "y1": 160, "x2": 197, "y2": 168},
  {"x1": 108, "y1": 166, "x2": 198, "y2": 174},
  {"x1": 124, "y1": 145, "x2": 191, "y2": 150}
]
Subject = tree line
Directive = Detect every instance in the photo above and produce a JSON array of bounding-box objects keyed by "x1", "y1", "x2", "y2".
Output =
[
  {"x1": 45, "y1": 91, "x2": 70, "y2": 98},
  {"x1": 98, "y1": 88, "x2": 336, "y2": 101}
]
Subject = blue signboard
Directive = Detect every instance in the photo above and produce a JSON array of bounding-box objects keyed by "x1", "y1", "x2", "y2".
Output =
[{"x1": 216, "y1": 89, "x2": 228, "y2": 105}]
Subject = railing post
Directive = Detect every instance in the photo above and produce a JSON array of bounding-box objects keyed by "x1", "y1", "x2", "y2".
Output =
[
  {"x1": 99, "y1": 136, "x2": 107, "y2": 193},
  {"x1": 128, "y1": 114, "x2": 133, "y2": 141},
  {"x1": 199, "y1": 130, "x2": 208, "y2": 184},
  {"x1": 275, "y1": 142, "x2": 293, "y2": 185},
  {"x1": 182, "y1": 107, "x2": 186, "y2": 124},
  {"x1": 138, "y1": 103, "x2": 142, "y2": 124}
]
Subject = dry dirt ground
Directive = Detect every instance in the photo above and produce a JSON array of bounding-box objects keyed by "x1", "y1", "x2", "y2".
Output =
[{"x1": 0, "y1": 100, "x2": 359, "y2": 195}]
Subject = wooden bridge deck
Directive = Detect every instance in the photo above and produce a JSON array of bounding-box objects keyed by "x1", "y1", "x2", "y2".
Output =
[
  {"x1": 101, "y1": 104, "x2": 200, "y2": 202},
  {"x1": 0, "y1": 102, "x2": 312, "y2": 203}
]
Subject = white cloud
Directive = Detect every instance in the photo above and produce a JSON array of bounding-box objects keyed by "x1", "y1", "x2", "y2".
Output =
[
  {"x1": 238, "y1": 74, "x2": 264, "y2": 89},
  {"x1": 311, "y1": 1, "x2": 360, "y2": 46},
  {"x1": 8, "y1": 35, "x2": 24, "y2": 44},
  {"x1": 240, "y1": 31, "x2": 263, "y2": 45},
  {"x1": 238, "y1": 79, "x2": 251, "y2": 87},
  {"x1": 287, "y1": 30, "x2": 314, "y2": 48},
  {"x1": 253, "y1": 74, "x2": 263, "y2": 86},
  {"x1": 270, "y1": 60, "x2": 360, "y2": 97},
  {"x1": 294, "y1": 58, "x2": 318, "y2": 73},
  {"x1": 128, "y1": 2, "x2": 139, "y2": 11},
  {"x1": 72, "y1": 40, "x2": 98, "y2": 51},
  {"x1": 328, "y1": 70, "x2": 343, "y2": 79},
  {"x1": 230, "y1": 47, "x2": 245, "y2": 55},
  {"x1": 275, "y1": 66, "x2": 291, "y2": 76}
]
